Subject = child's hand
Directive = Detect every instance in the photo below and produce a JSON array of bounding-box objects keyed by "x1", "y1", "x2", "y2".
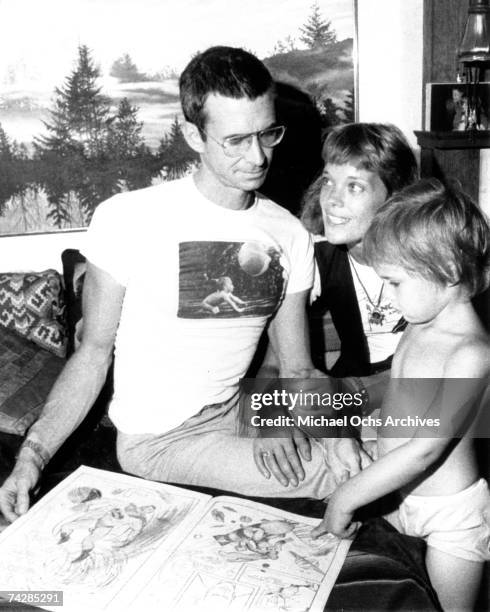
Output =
[{"x1": 311, "y1": 490, "x2": 361, "y2": 540}]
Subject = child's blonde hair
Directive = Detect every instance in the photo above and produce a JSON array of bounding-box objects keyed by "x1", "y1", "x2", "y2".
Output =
[{"x1": 363, "y1": 178, "x2": 490, "y2": 297}]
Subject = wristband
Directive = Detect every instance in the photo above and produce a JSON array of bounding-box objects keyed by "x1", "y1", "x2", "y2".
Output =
[{"x1": 17, "y1": 439, "x2": 50, "y2": 470}]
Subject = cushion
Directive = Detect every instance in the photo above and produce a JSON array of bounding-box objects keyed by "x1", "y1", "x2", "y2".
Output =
[
  {"x1": 0, "y1": 270, "x2": 67, "y2": 358},
  {"x1": 0, "y1": 327, "x2": 64, "y2": 435}
]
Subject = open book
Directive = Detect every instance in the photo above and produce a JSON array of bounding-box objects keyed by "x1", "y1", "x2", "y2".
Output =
[{"x1": 0, "y1": 466, "x2": 351, "y2": 612}]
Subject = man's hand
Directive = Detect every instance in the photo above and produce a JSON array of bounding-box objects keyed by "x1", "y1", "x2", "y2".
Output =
[
  {"x1": 0, "y1": 457, "x2": 41, "y2": 523},
  {"x1": 324, "y1": 438, "x2": 372, "y2": 486},
  {"x1": 312, "y1": 488, "x2": 361, "y2": 539},
  {"x1": 254, "y1": 428, "x2": 311, "y2": 487}
]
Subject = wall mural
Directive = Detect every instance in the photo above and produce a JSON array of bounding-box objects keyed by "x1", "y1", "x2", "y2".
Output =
[{"x1": 0, "y1": 0, "x2": 357, "y2": 235}]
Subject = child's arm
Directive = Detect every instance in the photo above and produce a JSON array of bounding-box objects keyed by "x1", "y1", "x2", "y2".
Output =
[
  {"x1": 224, "y1": 294, "x2": 245, "y2": 312},
  {"x1": 313, "y1": 342, "x2": 489, "y2": 539},
  {"x1": 230, "y1": 294, "x2": 246, "y2": 305},
  {"x1": 313, "y1": 435, "x2": 450, "y2": 538}
]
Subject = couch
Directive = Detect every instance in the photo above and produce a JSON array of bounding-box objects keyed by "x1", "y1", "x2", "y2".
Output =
[
  {"x1": 0, "y1": 250, "x2": 488, "y2": 610},
  {"x1": 0, "y1": 253, "x2": 119, "y2": 492}
]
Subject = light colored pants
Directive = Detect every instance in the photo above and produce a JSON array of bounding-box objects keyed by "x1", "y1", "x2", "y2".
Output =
[{"x1": 116, "y1": 394, "x2": 336, "y2": 499}]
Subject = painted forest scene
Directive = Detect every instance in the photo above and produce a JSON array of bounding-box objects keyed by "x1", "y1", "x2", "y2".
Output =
[{"x1": 0, "y1": 0, "x2": 356, "y2": 234}]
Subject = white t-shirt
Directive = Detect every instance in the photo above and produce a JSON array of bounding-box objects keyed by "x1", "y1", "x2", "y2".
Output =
[
  {"x1": 83, "y1": 175, "x2": 313, "y2": 434},
  {"x1": 347, "y1": 257, "x2": 402, "y2": 363}
]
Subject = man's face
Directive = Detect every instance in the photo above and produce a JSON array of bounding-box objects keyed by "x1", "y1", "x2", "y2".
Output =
[{"x1": 197, "y1": 91, "x2": 276, "y2": 194}]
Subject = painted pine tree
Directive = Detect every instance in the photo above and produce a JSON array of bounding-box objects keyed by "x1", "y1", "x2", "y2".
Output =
[
  {"x1": 106, "y1": 98, "x2": 155, "y2": 190},
  {"x1": 35, "y1": 45, "x2": 158, "y2": 227},
  {"x1": 300, "y1": 2, "x2": 337, "y2": 49},
  {"x1": 158, "y1": 117, "x2": 198, "y2": 180}
]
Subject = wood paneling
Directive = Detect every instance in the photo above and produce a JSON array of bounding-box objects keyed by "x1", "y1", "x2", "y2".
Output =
[
  {"x1": 423, "y1": 0, "x2": 470, "y2": 83},
  {"x1": 420, "y1": 147, "x2": 481, "y2": 199},
  {"x1": 415, "y1": 131, "x2": 489, "y2": 202},
  {"x1": 423, "y1": 0, "x2": 490, "y2": 125}
]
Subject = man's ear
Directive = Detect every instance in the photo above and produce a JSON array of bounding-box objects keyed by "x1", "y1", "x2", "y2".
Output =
[{"x1": 183, "y1": 122, "x2": 205, "y2": 154}]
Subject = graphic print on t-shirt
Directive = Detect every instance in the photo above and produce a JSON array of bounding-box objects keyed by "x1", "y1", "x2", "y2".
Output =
[{"x1": 178, "y1": 241, "x2": 286, "y2": 318}]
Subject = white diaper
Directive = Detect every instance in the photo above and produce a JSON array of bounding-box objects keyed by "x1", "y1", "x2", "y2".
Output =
[{"x1": 396, "y1": 478, "x2": 490, "y2": 562}]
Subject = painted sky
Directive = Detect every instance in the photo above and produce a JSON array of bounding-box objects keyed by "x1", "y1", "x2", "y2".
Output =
[{"x1": 0, "y1": 0, "x2": 354, "y2": 87}]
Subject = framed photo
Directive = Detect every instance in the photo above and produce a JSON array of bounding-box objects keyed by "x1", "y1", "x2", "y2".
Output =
[
  {"x1": 0, "y1": 0, "x2": 358, "y2": 236},
  {"x1": 425, "y1": 82, "x2": 490, "y2": 132}
]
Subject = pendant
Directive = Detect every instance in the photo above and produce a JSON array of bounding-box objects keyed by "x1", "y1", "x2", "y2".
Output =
[{"x1": 368, "y1": 308, "x2": 385, "y2": 326}]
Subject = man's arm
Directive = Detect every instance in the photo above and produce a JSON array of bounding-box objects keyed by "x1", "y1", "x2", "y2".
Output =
[
  {"x1": 253, "y1": 291, "x2": 371, "y2": 487},
  {"x1": 268, "y1": 289, "x2": 315, "y2": 377},
  {"x1": 253, "y1": 291, "x2": 314, "y2": 486},
  {"x1": 0, "y1": 262, "x2": 125, "y2": 521}
]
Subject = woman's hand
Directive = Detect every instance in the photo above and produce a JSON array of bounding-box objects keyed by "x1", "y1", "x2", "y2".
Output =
[
  {"x1": 362, "y1": 439, "x2": 378, "y2": 461},
  {"x1": 323, "y1": 438, "x2": 372, "y2": 486}
]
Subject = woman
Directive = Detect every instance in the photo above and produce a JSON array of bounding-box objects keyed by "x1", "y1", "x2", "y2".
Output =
[
  {"x1": 281, "y1": 122, "x2": 418, "y2": 376},
  {"x1": 254, "y1": 123, "x2": 419, "y2": 485}
]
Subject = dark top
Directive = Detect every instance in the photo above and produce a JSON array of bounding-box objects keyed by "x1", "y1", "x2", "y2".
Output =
[{"x1": 310, "y1": 241, "x2": 402, "y2": 378}]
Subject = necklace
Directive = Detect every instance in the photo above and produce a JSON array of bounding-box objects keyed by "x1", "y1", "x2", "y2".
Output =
[{"x1": 348, "y1": 255, "x2": 386, "y2": 326}]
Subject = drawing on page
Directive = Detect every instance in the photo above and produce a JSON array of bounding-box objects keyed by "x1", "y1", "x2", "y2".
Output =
[
  {"x1": 46, "y1": 485, "x2": 195, "y2": 588},
  {"x1": 133, "y1": 499, "x2": 344, "y2": 611},
  {"x1": 0, "y1": 468, "x2": 350, "y2": 612},
  {"x1": 0, "y1": 470, "x2": 205, "y2": 604}
]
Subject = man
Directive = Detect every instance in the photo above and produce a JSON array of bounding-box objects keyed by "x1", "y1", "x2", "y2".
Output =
[{"x1": 0, "y1": 47, "x2": 366, "y2": 522}]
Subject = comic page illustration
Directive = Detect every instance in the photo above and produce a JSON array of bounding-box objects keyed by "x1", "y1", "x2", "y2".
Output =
[
  {"x1": 0, "y1": 467, "x2": 209, "y2": 611},
  {"x1": 121, "y1": 497, "x2": 351, "y2": 612},
  {"x1": 0, "y1": 467, "x2": 350, "y2": 612}
]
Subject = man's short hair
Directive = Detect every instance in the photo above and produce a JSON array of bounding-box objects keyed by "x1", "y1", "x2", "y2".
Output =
[
  {"x1": 179, "y1": 46, "x2": 274, "y2": 133},
  {"x1": 363, "y1": 178, "x2": 490, "y2": 297},
  {"x1": 301, "y1": 123, "x2": 418, "y2": 235}
]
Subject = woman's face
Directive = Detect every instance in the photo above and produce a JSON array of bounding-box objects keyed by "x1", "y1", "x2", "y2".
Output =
[{"x1": 320, "y1": 162, "x2": 388, "y2": 252}]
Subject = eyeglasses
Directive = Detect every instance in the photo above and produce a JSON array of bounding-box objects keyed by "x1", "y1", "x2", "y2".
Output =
[{"x1": 203, "y1": 125, "x2": 286, "y2": 158}]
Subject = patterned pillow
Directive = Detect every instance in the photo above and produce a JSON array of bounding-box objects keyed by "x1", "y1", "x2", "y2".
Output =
[{"x1": 0, "y1": 270, "x2": 67, "y2": 358}]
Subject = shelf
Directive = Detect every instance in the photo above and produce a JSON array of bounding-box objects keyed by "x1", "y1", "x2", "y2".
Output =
[{"x1": 414, "y1": 130, "x2": 490, "y2": 149}]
